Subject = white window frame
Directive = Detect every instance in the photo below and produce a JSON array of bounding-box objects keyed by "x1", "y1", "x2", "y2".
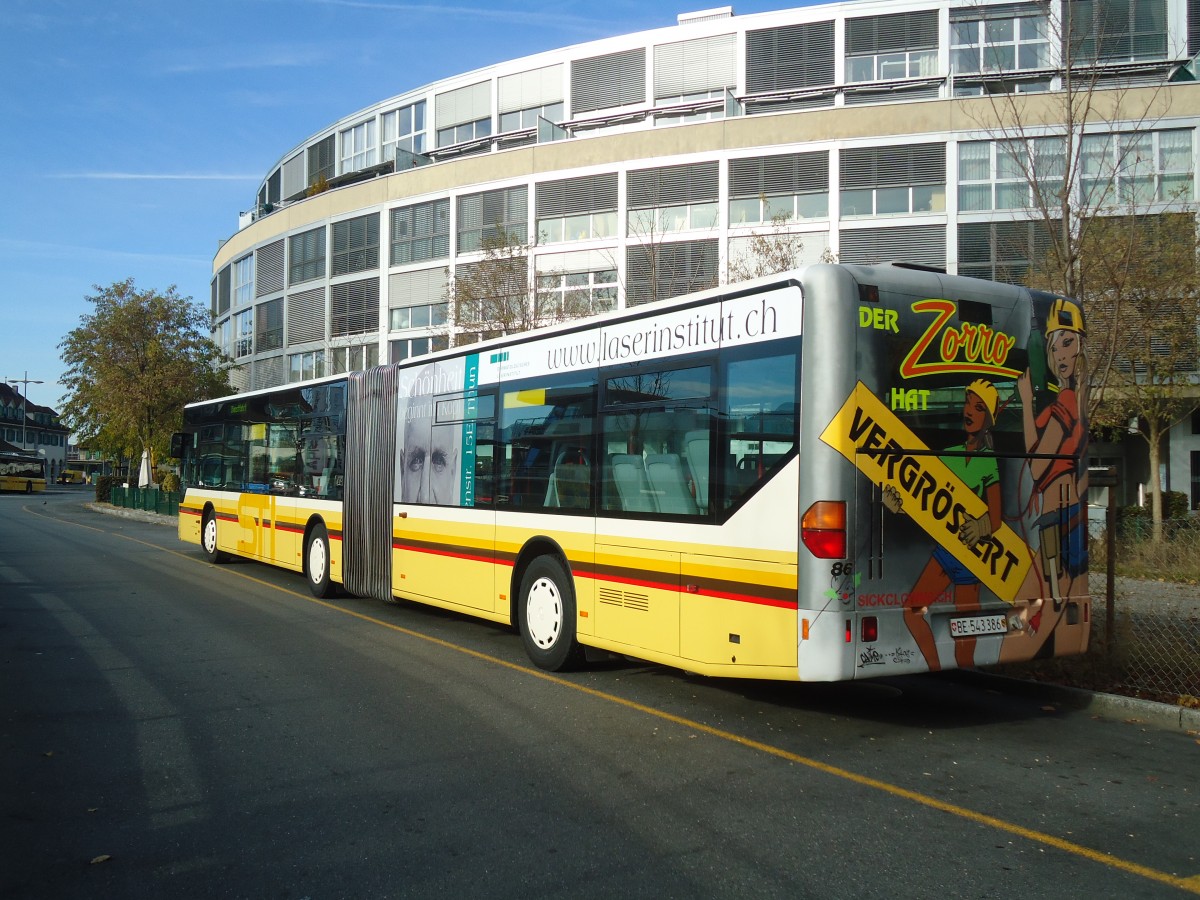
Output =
[
  {"x1": 382, "y1": 100, "x2": 427, "y2": 161},
  {"x1": 950, "y1": 13, "x2": 1050, "y2": 76},
  {"x1": 339, "y1": 119, "x2": 377, "y2": 174}
]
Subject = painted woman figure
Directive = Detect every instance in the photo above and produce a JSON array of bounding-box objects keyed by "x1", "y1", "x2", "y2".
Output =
[
  {"x1": 1016, "y1": 297, "x2": 1087, "y2": 621},
  {"x1": 883, "y1": 379, "x2": 1003, "y2": 670}
]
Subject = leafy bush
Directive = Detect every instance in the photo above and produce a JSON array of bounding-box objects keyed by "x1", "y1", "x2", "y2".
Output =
[
  {"x1": 160, "y1": 472, "x2": 181, "y2": 494},
  {"x1": 94, "y1": 474, "x2": 119, "y2": 503}
]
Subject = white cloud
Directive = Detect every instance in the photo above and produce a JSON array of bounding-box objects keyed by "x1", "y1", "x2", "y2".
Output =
[{"x1": 49, "y1": 172, "x2": 260, "y2": 182}]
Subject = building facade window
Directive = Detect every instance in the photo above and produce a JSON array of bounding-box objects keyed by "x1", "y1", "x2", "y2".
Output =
[
  {"x1": 745, "y1": 21, "x2": 835, "y2": 94},
  {"x1": 435, "y1": 81, "x2": 492, "y2": 148},
  {"x1": 382, "y1": 101, "x2": 427, "y2": 161},
  {"x1": 653, "y1": 33, "x2": 736, "y2": 124},
  {"x1": 329, "y1": 343, "x2": 379, "y2": 375},
  {"x1": 1080, "y1": 128, "x2": 1194, "y2": 204},
  {"x1": 1069, "y1": 0, "x2": 1168, "y2": 63},
  {"x1": 389, "y1": 300, "x2": 448, "y2": 331},
  {"x1": 536, "y1": 268, "x2": 617, "y2": 315},
  {"x1": 391, "y1": 199, "x2": 450, "y2": 265},
  {"x1": 957, "y1": 220, "x2": 1055, "y2": 283},
  {"x1": 951, "y1": 8, "x2": 1051, "y2": 76},
  {"x1": 389, "y1": 335, "x2": 448, "y2": 364},
  {"x1": 331, "y1": 213, "x2": 380, "y2": 276},
  {"x1": 840, "y1": 144, "x2": 946, "y2": 217},
  {"x1": 627, "y1": 162, "x2": 719, "y2": 236},
  {"x1": 845, "y1": 10, "x2": 938, "y2": 82},
  {"x1": 571, "y1": 47, "x2": 646, "y2": 114},
  {"x1": 233, "y1": 254, "x2": 255, "y2": 307},
  {"x1": 308, "y1": 135, "x2": 336, "y2": 187},
  {"x1": 626, "y1": 238, "x2": 719, "y2": 306},
  {"x1": 330, "y1": 278, "x2": 380, "y2": 337},
  {"x1": 288, "y1": 349, "x2": 326, "y2": 383},
  {"x1": 500, "y1": 102, "x2": 563, "y2": 133},
  {"x1": 958, "y1": 137, "x2": 1067, "y2": 211},
  {"x1": 729, "y1": 152, "x2": 830, "y2": 225},
  {"x1": 289, "y1": 227, "x2": 326, "y2": 285},
  {"x1": 339, "y1": 119, "x2": 377, "y2": 173},
  {"x1": 256, "y1": 298, "x2": 284, "y2": 352},
  {"x1": 457, "y1": 186, "x2": 528, "y2": 253},
  {"x1": 536, "y1": 172, "x2": 618, "y2": 244},
  {"x1": 234, "y1": 309, "x2": 254, "y2": 358}
]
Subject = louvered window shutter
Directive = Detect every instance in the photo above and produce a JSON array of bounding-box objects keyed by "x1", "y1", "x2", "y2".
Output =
[
  {"x1": 746, "y1": 22, "x2": 835, "y2": 93},
  {"x1": 571, "y1": 48, "x2": 646, "y2": 113},
  {"x1": 287, "y1": 287, "x2": 326, "y2": 343},
  {"x1": 536, "y1": 173, "x2": 619, "y2": 218},
  {"x1": 654, "y1": 34, "x2": 736, "y2": 97},
  {"x1": 628, "y1": 162, "x2": 719, "y2": 209}
]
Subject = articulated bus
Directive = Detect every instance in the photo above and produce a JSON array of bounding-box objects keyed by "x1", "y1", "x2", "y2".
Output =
[
  {"x1": 177, "y1": 264, "x2": 1090, "y2": 680},
  {"x1": 0, "y1": 452, "x2": 47, "y2": 493}
]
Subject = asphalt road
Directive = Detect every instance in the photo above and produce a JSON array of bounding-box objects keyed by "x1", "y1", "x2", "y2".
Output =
[{"x1": 3, "y1": 489, "x2": 1199, "y2": 900}]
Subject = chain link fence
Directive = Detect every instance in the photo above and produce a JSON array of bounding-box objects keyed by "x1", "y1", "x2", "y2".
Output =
[{"x1": 1088, "y1": 517, "x2": 1200, "y2": 703}]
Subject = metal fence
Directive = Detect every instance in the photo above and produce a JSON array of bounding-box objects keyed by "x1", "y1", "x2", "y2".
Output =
[
  {"x1": 109, "y1": 485, "x2": 181, "y2": 517},
  {"x1": 1089, "y1": 536, "x2": 1200, "y2": 702}
]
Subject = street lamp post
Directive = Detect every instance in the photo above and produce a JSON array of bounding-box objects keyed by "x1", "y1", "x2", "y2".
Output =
[{"x1": 5, "y1": 371, "x2": 44, "y2": 452}]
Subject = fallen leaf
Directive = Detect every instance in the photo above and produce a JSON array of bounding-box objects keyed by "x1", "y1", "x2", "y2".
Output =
[
  {"x1": 89, "y1": 855, "x2": 111, "y2": 865},
  {"x1": 42, "y1": 751, "x2": 54, "y2": 758}
]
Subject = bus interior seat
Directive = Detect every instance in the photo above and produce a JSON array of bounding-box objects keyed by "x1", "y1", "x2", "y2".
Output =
[
  {"x1": 644, "y1": 453, "x2": 698, "y2": 515},
  {"x1": 610, "y1": 454, "x2": 657, "y2": 512},
  {"x1": 682, "y1": 431, "x2": 709, "y2": 511},
  {"x1": 544, "y1": 447, "x2": 590, "y2": 509}
]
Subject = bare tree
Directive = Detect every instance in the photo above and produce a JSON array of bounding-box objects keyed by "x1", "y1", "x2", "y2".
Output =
[
  {"x1": 959, "y1": 1, "x2": 1179, "y2": 302},
  {"x1": 726, "y1": 210, "x2": 836, "y2": 283},
  {"x1": 448, "y1": 232, "x2": 591, "y2": 342},
  {"x1": 624, "y1": 205, "x2": 720, "y2": 306}
]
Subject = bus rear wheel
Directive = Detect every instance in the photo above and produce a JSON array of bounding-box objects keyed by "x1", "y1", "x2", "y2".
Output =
[
  {"x1": 305, "y1": 523, "x2": 336, "y2": 598},
  {"x1": 518, "y1": 555, "x2": 583, "y2": 671},
  {"x1": 202, "y1": 509, "x2": 228, "y2": 563}
]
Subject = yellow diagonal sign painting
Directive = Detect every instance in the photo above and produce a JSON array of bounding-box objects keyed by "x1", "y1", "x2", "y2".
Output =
[{"x1": 819, "y1": 381, "x2": 1032, "y2": 602}]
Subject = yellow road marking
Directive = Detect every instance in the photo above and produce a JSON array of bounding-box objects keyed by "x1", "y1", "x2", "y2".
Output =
[{"x1": 23, "y1": 502, "x2": 1200, "y2": 895}]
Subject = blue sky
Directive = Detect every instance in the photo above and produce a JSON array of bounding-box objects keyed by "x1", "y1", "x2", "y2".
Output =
[{"x1": 0, "y1": 0, "x2": 800, "y2": 415}]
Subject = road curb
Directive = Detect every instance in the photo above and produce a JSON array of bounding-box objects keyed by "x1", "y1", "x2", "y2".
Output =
[
  {"x1": 950, "y1": 669, "x2": 1200, "y2": 734},
  {"x1": 84, "y1": 501, "x2": 177, "y2": 527}
]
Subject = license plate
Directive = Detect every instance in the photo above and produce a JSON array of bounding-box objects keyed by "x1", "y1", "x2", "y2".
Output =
[{"x1": 949, "y1": 614, "x2": 1007, "y2": 637}]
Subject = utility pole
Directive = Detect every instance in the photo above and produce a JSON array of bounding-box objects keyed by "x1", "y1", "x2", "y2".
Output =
[{"x1": 5, "y1": 371, "x2": 44, "y2": 452}]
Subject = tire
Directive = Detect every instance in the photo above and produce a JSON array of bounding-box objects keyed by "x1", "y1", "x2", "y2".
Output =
[
  {"x1": 202, "y1": 509, "x2": 228, "y2": 563},
  {"x1": 25, "y1": 481, "x2": 32, "y2": 494},
  {"x1": 305, "y1": 523, "x2": 336, "y2": 598},
  {"x1": 518, "y1": 555, "x2": 583, "y2": 672}
]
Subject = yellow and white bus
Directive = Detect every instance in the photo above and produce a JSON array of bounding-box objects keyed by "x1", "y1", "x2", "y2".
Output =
[
  {"x1": 177, "y1": 264, "x2": 1091, "y2": 680},
  {"x1": 0, "y1": 452, "x2": 47, "y2": 493}
]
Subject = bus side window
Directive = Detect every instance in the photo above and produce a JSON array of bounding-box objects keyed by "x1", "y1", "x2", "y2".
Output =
[{"x1": 716, "y1": 351, "x2": 797, "y2": 513}]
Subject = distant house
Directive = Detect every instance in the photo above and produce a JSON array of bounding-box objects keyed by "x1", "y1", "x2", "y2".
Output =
[{"x1": 0, "y1": 383, "x2": 69, "y2": 482}]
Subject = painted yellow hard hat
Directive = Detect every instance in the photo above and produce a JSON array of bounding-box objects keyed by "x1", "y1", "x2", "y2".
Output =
[
  {"x1": 966, "y1": 379, "x2": 999, "y2": 421},
  {"x1": 1048, "y1": 297, "x2": 1084, "y2": 334}
]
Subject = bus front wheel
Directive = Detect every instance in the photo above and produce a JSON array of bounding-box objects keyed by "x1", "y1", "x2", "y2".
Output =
[
  {"x1": 202, "y1": 510, "x2": 228, "y2": 563},
  {"x1": 518, "y1": 555, "x2": 583, "y2": 672},
  {"x1": 305, "y1": 524, "x2": 336, "y2": 598}
]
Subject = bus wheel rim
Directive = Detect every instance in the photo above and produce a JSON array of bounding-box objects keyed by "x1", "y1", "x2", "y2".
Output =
[
  {"x1": 309, "y1": 537, "x2": 327, "y2": 583},
  {"x1": 526, "y1": 577, "x2": 562, "y2": 649},
  {"x1": 204, "y1": 517, "x2": 217, "y2": 553}
]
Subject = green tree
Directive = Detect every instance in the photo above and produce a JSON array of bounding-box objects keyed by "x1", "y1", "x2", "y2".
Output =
[{"x1": 58, "y1": 279, "x2": 231, "y2": 468}]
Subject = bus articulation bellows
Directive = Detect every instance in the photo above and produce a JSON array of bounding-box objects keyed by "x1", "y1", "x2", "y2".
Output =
[{"x1": 177, "y1": 263, "x2": 1090, "y2": 681}]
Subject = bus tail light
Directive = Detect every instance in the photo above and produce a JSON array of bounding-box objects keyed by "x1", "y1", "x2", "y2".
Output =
[
  {"x1": 861, "y1": 616, "x2": 878, "y2": 643},
  {"x1": 802, "y1": 500, "x2": 846, "y2": 559}
]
